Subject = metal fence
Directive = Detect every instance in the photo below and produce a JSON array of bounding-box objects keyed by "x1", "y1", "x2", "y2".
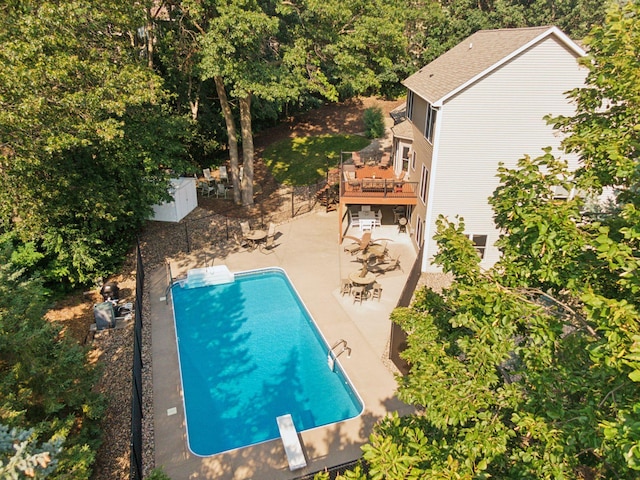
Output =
[
  {"x1": 141, "y1": 183, "x2": 326, "y2": 268},
  {"x1": 127, "y1": 182, "x2": 325, "y2": 478},
  {"x1": 130, "y1": 240, "x2": 145, "y2": 480},
  {"x1": 294, "y1": 458, "x2": 368, "y2": 479}
]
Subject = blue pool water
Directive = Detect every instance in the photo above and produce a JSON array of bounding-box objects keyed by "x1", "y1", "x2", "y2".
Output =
[{"x1": 171, "y1": 268, "x2": 363, "y2": 456}]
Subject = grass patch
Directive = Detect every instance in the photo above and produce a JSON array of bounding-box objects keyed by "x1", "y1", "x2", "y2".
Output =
[{"x1": 263, "y1": 134, "x2": 370, "y2": 186}]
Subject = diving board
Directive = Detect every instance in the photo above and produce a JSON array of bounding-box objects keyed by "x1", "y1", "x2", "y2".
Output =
[{"x1": 276, "y1": 414, "x2": 307, "y2": 471}]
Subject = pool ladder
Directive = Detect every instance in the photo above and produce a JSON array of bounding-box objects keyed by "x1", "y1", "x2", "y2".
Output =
[{"x1": 327, "y1": 339, "x2": 351, "y2": 371}]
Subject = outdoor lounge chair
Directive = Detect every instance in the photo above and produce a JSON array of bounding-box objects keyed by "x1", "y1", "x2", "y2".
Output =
[
  {"x1": 344, "y1": 242, "x2": 361, "y2": 255},
  {"x1": 383, "y1": 255, "x2": 401, "y2": 272},
  {"x1": 379, "y1": 152, "x2": 392, "y2": 168}
]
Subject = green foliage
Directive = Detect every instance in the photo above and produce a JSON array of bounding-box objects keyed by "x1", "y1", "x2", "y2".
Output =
[
  {"x1": 0, "y1": 1, "x2": 192, "y2": 285},
  {"x1": 262, "y1": 134, "x2": 370, "y2": 185},
  {"x1": 362, "y1": 107, "x2": 385, "y2": 139},
  {"x1": 490, "y1": 150, "x2": 593, "y2": 292},
  {"x1": 0, "y1": 240, "x2": 105, "y2": 478},
  {"x1": 336, "y1": 2, "x2": 638, "y2": 478},
  {"x1": 145, "y1": 466, "x2": 173, "y2": 480},
  {"x1": 0, "y1": 424, "x2": 61, "y2": 479}
]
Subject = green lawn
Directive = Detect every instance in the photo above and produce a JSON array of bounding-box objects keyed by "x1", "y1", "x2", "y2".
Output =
[{"x1": 263, "y1": 134, "x2": 370, "y2": 186}]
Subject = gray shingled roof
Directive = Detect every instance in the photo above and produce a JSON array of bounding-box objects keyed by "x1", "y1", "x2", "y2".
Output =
[
  {"x1": 403, "y1": 26, "x2": 583, "y2": 105},
  {"x1": 391, "y1": 120, "x2": 413, "y2": 141}
]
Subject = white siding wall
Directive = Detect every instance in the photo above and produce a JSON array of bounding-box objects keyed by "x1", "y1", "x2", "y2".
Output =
[{"x1": 423, "y1": 36, "x2": 586, "y2": 271}]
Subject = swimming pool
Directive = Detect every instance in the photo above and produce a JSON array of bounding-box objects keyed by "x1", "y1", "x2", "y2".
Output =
[{"x1": 171, "y1": 267, "x2": 363, "y2": 456}]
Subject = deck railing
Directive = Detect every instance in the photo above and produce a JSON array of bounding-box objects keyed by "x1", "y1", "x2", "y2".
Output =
[{"x1": 340, "y1": 177, "x2": 418, "y2": 199}]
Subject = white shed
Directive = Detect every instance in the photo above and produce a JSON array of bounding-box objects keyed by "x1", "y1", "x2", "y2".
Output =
[{"x1": 151, "y1": 177, "x2": 197, "y2": 223}]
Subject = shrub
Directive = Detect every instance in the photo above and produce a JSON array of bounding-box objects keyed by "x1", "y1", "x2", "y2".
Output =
[{"x1": 363, "y1": 106, "x2": 385, "y2": 139}]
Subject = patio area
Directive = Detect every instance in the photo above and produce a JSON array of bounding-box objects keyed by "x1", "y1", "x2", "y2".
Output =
[{"x1": 149, "y1": 208, "x2": 416, "y2": 479}]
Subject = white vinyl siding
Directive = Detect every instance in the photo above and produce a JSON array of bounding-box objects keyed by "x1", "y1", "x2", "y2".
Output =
[{"x1": 422, "y1": 36, "x2": 586, "y2": 271}]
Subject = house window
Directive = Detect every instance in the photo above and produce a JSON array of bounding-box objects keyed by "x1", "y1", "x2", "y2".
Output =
[
  {"x1": 424, "y1": 105, "x2": 437, "y2": 143},
  {"x1": 419, "y1": 165, "x2": 429, "y2": 204},
  {"x1": 407, "y1": 91, "x2": 414, "y2": 119},
  {"x1": 411, "y1": 151, "x2": 416, "y2": 171},
  {"x1": 402, "y1": 146, "x2": 410, "y2": 171},
  {"x1": 467, "y1": 234, "x2": 488, "y2": 259},
  {"x1": 416, "y1": 216, "x2": 424, "y2": 247}
]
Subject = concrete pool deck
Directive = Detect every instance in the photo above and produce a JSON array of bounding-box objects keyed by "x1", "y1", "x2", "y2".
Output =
[{"x1": 149, "y1": 208, "x2": 417, "y2": 479}]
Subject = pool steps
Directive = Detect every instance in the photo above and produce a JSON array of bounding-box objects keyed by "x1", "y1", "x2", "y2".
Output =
[
  {"x1": 327, "y1": 339, "x2": 351, "y2": 371},
  {"x1": 276, "y1": 414, "x2": 307, "y2": 471},
  {"x1": 181, "y1": 265, "x2": 235, "y2": 288}
]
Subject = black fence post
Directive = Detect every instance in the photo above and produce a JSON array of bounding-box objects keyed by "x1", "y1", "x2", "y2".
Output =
[
  {"x1": 130, "y1": 240, "x2": 145, "y2": 480},
  {"x1": 225, "y1": 216, "x2": 229, "y2": 240},
  {"x1": 291, "y1": 189, "x2": 295, "y2": 218}
]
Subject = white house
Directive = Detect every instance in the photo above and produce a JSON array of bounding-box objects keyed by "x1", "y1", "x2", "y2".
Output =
[{"x1": 392, "y1": 26, "x2": 587, "y2": 272}]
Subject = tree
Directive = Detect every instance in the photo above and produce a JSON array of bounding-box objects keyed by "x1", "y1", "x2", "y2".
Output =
[
  {"x1": 0, "y1": 424, "x2": 61, "y2": 479},
  {"x1": 0, "y1": 1, "x2": 192, "y2": 285},
  {"x1": 0, "y1": 238, "x2": 105, "y2": 478}
]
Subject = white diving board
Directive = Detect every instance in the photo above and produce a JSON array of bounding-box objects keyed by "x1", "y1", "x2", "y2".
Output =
[{"x1": 276, "y1": 414, "x2": 307, "y2": 471}]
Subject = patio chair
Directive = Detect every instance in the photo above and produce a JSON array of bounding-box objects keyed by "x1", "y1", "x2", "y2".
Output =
[
  {"x1": 200, "y1": 180, "x2": 216, "y2": 197},
  {"x1": 219, "y1": 165, "x2": 229, "y2": 182},
  {"x1": 376, "y1": 209, "x2": 383, "y2": 227},
  {"x1": 352, "y1": 152, "x2": 364, "y2": 168},
  {"x1": 361, "y1": 205, "x2": 371, "y2": 212},
  {"x1": 352, "y1": 286, "x2": 366, "y2": 304},
  {"x1": 259, "y1": 235, "x2": 276, "y2": 254},
  {"x1": 233, "y1": 233, "x2": 250, "y2": 250},
  {"x1": 379, "y1": 153, "x2": 392, "y2": 168},
  {"x1": 359, "y1": 219, "x2": 375, "y2": 233},
  {"x1": 371, "y1": 282, "x2": 383, "y2": 302},
  {"x1": 240, "y1": 221, "x2": 252, "y2": 237},
  {"x1": 203, "y1": 168, "x2": 215, "y2": 183},
  {"x1": 340, "y1": 278, "x2": 352, "y2": 296},
  {"x1": 267, "y1": 222, "x2": 276, "y2": 238},
  {"x1": 216, "y1": 182, "x2": 229, "y2": 198}
]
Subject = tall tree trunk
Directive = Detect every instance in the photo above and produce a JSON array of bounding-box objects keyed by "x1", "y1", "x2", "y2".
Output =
[
  {"x1": 214, "y1": 76, "x2": 241, "y2": 204},
  {"x1": 239, "y1": 94, "x2": 254, "y2": 206},
  {"x1": 145, "y1": 7, "x2": 154, "y2": 69}
]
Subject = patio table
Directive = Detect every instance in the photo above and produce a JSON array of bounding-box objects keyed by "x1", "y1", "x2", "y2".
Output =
[
  {"x1": 349, "y1": 271, "x2": 376, "y2": 286},
  {"x1": 245, "y1": 229, "x2": 267, "y2": 250}
]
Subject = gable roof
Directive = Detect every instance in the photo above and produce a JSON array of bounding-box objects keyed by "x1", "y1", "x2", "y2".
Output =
[{"x1": 403, "y1": 26, "x2": 585, "y2": 107}]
